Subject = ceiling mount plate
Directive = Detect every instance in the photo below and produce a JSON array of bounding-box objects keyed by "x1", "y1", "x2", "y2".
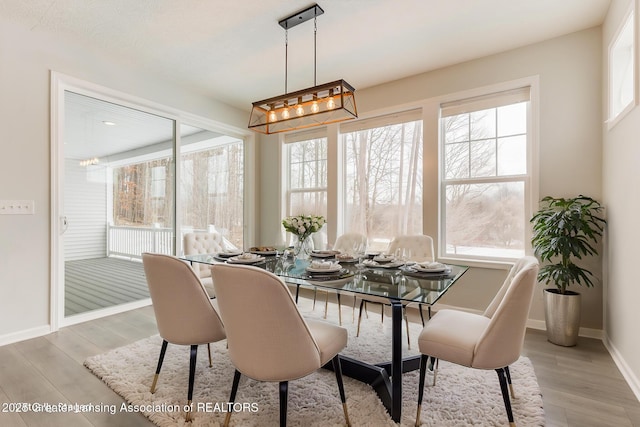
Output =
[{"x1": 278, "y1": 4, "x2": 324, "y2": 30}]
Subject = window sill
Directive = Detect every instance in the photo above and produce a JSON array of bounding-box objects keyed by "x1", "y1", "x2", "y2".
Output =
[{"x1": 437, "y1": 256, "x2": 514, "y2": 271}]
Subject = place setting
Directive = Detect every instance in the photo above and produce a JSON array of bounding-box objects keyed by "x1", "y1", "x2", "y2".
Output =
[
  {"x1": 362, "y1": 253, "x2": 405, "y2": 269},
  {"x1": 401, "y1": 261, "x2": 453, "y2": 278},
  {"x1": 304, "y1": 260, "x2": 353, "y2": 281},
  {"x1": 223, "y1": 252, "x2": 266, "y2": 265}
]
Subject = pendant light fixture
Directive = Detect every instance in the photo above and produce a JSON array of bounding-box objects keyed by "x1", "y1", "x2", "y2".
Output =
[{"x1": 248, "y1": 4, "x2": 358, "y2": 134}]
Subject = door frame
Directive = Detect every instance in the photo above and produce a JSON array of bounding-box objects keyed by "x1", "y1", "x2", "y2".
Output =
[{"x1": 50, "y1": 72, "x2": 255, "y2": 330}]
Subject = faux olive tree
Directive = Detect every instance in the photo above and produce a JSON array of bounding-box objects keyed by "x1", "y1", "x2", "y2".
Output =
[{"x1": 530, "y1": 195, "x2": 606, "y2": 294}]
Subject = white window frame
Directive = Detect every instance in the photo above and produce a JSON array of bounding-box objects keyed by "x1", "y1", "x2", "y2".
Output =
[
  {"x1": 436, "y1": 77, "x2": 540, "y2": 268},
  {"x1": 282, "y1": 128, "x2": 329, "y2": 233},
  {"x1": 608, "y1": 3, "x2": 637, "y2": 129}
]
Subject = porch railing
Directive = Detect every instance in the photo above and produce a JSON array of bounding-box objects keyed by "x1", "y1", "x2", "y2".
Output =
[
  {"x1": 107, "y1": 224, "x2": 174, "y2": 259},
  {"x1": 106, "y1": 225, "x2": 235, "y2": 259}
]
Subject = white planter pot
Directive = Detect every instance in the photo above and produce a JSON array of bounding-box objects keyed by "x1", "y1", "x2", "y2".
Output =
[{"x1": 543, "y1": 288, "x2": 581, "y2": 347}]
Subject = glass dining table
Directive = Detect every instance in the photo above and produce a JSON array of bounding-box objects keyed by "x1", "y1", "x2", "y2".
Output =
[{"x1": 182, "y1": 252, "x2": 468, "y2": 423}]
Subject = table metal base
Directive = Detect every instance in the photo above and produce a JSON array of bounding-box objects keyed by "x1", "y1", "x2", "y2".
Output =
[{"x1": 322, "y1": 300, "x2": 415, "y2": 422}]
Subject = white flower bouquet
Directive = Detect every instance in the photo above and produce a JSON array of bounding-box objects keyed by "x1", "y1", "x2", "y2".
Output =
[{"x1": 282, "y1": 214, "x2": 326, "y2": 240}]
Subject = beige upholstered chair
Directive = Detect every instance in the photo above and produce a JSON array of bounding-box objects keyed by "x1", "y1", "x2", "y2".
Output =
[
  {"x1": 357, "y1": 234, "x2": 435, "y2": 347},
  {"x1": 387, "y1": 234, "x2": 435, "y2": 263},
  {"x1": 183, "y1": 232, "x2": 227, "y2": 297},
  {"x1": 333, "y1": 232, "x2": 368, "y2": 253},
  {"x1": 142, "y1": 253, "x2": 226, "y2": 422},
  {"x1": 314, "y1": 232, "x2": 368, "y2": 324},
  {"x1": 414, "y1": 256, "x2": 539, "y2": 427},
  {"x1": 211, "y1": 264, "x2": 351, "y2": 427}
]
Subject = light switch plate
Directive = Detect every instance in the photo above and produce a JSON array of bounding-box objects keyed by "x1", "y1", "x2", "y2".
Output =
[{"x1": 0, "y1": 200, "x2": 35, "y2": 215}]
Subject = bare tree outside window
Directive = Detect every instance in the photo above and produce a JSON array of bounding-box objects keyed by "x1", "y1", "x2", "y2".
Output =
[
  {"x1": 442, "y1": 99, "x2": 528, "y2": 260},
  {"x1": 112, "y1": 138, "x2": 244, "y2": 249},
  {"x1": 180, "y1": 141, "x2": 244, "y2": 248},
  {"x1": 343, "y1": 120, "x2": 423, "y2": 251},
  {"x1": 287, "y1": 138, "x2": 328, "y2": 217}
]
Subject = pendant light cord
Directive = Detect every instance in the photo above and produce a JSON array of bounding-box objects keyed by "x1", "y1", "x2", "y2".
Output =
[
  {"x1": 314, "y1": 16, "x2": 317, "y2": 86},
  {"x1": 285, "y1": 29, "x2": 288, "y2": 94}
]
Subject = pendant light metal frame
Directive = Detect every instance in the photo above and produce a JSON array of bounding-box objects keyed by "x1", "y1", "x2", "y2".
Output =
[{"x1": 248, "y1": 4, "x2": 358, "y2": 134}]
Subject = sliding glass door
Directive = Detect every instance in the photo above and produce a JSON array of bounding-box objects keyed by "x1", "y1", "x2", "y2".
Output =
[{"x1": 57, "y1": 86, "x2": 245, "y2": 324}]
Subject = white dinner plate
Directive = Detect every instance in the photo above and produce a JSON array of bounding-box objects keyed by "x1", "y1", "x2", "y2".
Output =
[
  {"x1": 216, "y1": 251, "x2": 243, "y2": 258},
  {"x1": 311, "y1": 251, "x2": 338, "y2": 258},
  {"x1": 306, "y1": 266, "x2": 342, "y2": 273},
  {"x1": 250, "y1": 250, "x2": 278, "y2": 256},
  {"x1": 227, "y1": 256, "x2": 265, "y2": 264}
]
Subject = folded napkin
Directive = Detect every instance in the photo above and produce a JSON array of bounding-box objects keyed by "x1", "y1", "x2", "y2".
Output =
[
  {"x1": 235, "y1": 252, "x2": 259, "y2": 260},
  {"x1": 373, "y1": 254, "x2": 395, "y2": 262},
  {"x1": 221, "y1": 248, "x2": 242, "y2": 254},
  {"x1": 309, "y1": 260, "x2": 340, "y2": 269},
  {"x1": 417, "y1": 261, "x2": 446, "y2": 270}
]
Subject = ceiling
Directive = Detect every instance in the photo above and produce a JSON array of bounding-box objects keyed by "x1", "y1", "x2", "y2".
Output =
[{"x1": 2, "y1": 0, "x2": 612, "y2": 112}]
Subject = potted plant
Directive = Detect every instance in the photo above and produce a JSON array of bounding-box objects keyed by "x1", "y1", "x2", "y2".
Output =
[{"x1": 530, "y1": 195, "x2": 606, "y2": 346}]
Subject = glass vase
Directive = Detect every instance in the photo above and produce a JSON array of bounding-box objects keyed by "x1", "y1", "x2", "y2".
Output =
[{"x1": 293, "y1": 235, "x2": 313, "y2": 261}]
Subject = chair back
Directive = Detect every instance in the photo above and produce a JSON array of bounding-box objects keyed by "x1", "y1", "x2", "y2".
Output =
[
  {"x1": 387, "y1": 235, "x2": 434, "y2": 262},
  {"x1": 183, "y1": 232, "x2": 225, "y2": 278},
  {"x1": 483, "y1": 256, "x2": 533, "y2": 318},
  {"x1": 142, "y1": 253, "x2": 225, "y2": 346},
  {"x1": 211, "y1": 264, "x2": 322, "y2": 382},
  {"x1": 333, "y1": 232, "x2": 368, "y2": 253},
  {"x1": 473, "y1": 256, "x2": 539, "y2": 369}
]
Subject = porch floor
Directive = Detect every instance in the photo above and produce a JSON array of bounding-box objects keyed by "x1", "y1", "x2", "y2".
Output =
[{"x1": 65, "y1": 257, "x2": 149, "y2": 316}]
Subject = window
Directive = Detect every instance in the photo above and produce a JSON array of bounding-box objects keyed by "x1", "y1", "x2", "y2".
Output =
[
  {"x1": 284, "y1": 135, "x2": 328, "y2": 217},
  {"x1": 440, "y1": 87, "x2": 531, "y2": 261},
  {"x1": 608, "y1": 5, "x2": 636, "y2": 126},
  {"x1": 341, "y1": 111, "x2": 423, "y2": 251},
  {"x1": 179, "y1": 128, "x2": 244, "y2": 249}
]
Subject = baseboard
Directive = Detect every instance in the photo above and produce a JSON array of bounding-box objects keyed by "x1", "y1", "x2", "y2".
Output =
[
  {"x1": 602, "y1": 332, "x2": 640, "y2": 402},
  {"x1": 0, "y1": 325, "x2": 52, "y2": 347}
]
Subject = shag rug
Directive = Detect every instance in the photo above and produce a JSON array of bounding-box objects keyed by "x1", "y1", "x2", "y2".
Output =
[{"x1": 84, "y1": 298, "x2": 544, "y2": 426}]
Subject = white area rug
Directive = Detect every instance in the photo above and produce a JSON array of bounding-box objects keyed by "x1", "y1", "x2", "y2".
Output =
[{"x1": 85, "y1": 298, "x2": 544, "y2": 426}]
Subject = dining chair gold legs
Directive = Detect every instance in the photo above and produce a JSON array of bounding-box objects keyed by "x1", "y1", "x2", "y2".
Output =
[
  {"x1": 223, "y1": 355, "x2": 351, "y2": 427},
  {"x1": 356, "y1": 300, "x2": 412, "y2": 348},
  {"x1": 505, "y1": 366, "x2": 515, "y2": 398},
  {"x1": 331, "y1": 354, "x2": 352, "y2": 427},
  {"x1": 150, "y1": 339, "x2": 169, "y2": 393}
]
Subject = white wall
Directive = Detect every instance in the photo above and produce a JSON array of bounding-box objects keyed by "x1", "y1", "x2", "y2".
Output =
[
  {"x1": 259, "y1": 27, "x2": 604, "y2": 331},
  {"x1": 0, "y1": 17, "x2": 248, "y2": 342},
  {"x1": 602, "y1": 0, "x2": 640, "y2": 401}
]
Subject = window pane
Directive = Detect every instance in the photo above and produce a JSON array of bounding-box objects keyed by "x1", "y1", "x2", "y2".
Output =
[
  {"x1": 497, "y1": 102, "x2": 527, "y2": 136},
  {"x1": 497, "y1": 135, "x2": 527, "y2": 175},
  {"x1": 288, "y1": 138, "x2": 327, "y2": 189},
  {"x1": 343, "y1": 120, "x2": 423, "y2": 250},
  {"x1": 445, "y1": 182, "x2": 525, "y2": 259},
  {"x1": 179, "y1": 127, "x2": 244, "y2": 250},
  {"x1": 445, "y1": 142, "x2": 469, "y2": 179},
  {"x1": 610, "y1": 11, "x2": 635, "y2": 120},
  {"x1": 470, "y1": 108, "x2": 496, "y2": 139},
  {"x1": 290, "y1": 191, "x2": 327, "y2": 218},
  {"x1": 470, "y1": 139, "x2": 496, "y2": 177},
  {"x1": 443, "y1": 114, "x2": 469, "y2": 143}
]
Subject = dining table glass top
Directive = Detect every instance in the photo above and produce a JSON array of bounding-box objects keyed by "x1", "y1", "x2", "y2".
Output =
[{"x1": 182, "y1": 252, "x2": 468, "y2": 306}]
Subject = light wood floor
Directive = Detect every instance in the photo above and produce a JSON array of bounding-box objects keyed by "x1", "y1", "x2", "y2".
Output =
[{"x1": 0, "y1": 298, "x2": 638, "y2": 427}]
